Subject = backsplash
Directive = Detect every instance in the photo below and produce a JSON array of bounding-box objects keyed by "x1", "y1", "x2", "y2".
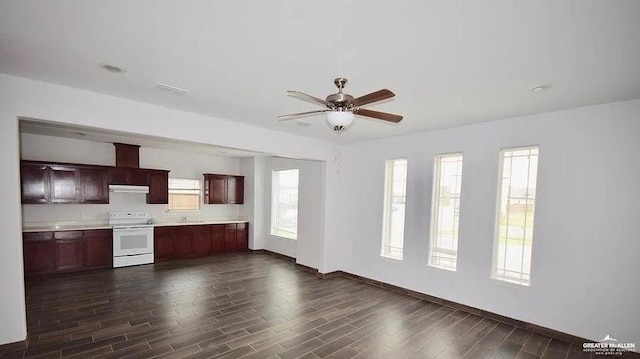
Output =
[{"x1": 22, "y1": 192, "x2": 242, "y2": 223}]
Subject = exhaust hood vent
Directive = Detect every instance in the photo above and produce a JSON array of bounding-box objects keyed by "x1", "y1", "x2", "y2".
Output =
[{"x1": 109, "y1": 185, "x2": 149, "y2": 194}]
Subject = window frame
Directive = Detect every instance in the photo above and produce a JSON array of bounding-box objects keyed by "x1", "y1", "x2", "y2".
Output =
[
  {"x1": 270, "y1": 168, "x2": 299, "y2": 240},
  {"x1": 167, "y1": 177, "x2": 202, "y2": 212},
  {"x1": 428, "y1": 152, "x2": 464, "y2": 271},
  {"x1": 491, "y1": 145, "x2": 540, "y2": 287},
  {"x1": 380, "y1": 158, "x2": 408, "y2": 260}
]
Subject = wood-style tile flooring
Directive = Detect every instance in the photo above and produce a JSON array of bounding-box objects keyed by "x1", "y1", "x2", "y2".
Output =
[{"x1": 0, "y1": 253, "x2": 594, "y2": 358}]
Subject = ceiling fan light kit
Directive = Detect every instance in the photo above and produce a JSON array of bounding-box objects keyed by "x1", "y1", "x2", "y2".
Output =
[
  {"x1": 279, "y1": 77, "x2": 403, "y2": 133},
  {"x1": 326, "y1": 110, "x2": 355, "y2": 132}
]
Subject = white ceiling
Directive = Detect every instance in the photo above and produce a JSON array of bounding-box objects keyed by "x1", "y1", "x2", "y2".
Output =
[{"x1": 2, "y1": 1, "x2": 639, "y2": 144}]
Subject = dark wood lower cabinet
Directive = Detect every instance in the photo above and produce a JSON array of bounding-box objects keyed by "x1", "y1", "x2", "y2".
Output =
[
  {"x1": 211, "y1": 225, "x2": 225, "y2": 253},
  {"x1": 154, "y1": 227, "x2": 177, "y2": 261},
  {"x1": 153, "y1": 223, "x2": 249, "y2": 261},
  {"x1": 23, "y1": 223, "x2": 249, "y2": 276},
  {"x1": 54, "y1": 231, "x2": 84, "y2": 272},
  {"x1": 23, "y1": 232, "x2": 54, "y2": 275},
  {"x1": 84, "y1": 230, "x2": 113, "y2": 269},
  {"x1": 192, "y1": 225, "x2": 211, "y2": 256},
  {"x1": 24, "y1": 229, "x2": 113, "y2": 277}
]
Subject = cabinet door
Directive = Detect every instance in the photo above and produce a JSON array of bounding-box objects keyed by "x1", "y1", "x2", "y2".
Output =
[
  {"x1": 54, "y1": 231, "x2": 84, "y2": 272},
  {"x1": 109, "y1": 167, "x2": 128, "y2": 185},
  {"x1": 236, "y1": 222, "x2": 249, "y2": 250},
  {"x1": 192, "y1": 225, "x2": 211, "y2": 256},
  {"x1": 224, "y1": 224, "x2": 237, "y2": 251},
  {"x1": 49, "y1": 166, "x2": 79, "y2": 203},
  {"x1": 175, "y1": 229, "x2": 194, "y2": 258},
  {"x1": 147, "y1": 171, "x2": 169, "y2": 204},
  {"x1": 23, "y1": 232, "x2": 54, "y2": 275},
  {"x1": 21, "y1": 163, "x2": 49, "y2": 204},
  {"x1": 84, "y1": 230, "x2": 113, "y2": 268},
  {"x1": 128, "y1": 169, "x2": 149, "y2": 186},
  {"x1": 80, "y1": 168, "x2": 109, "y2": 204},
  {"x1": 227, "y1": 176, "x2": 244, "y2": 204},
  {"x1": 154, "y1": 227, "x2": 176, "y2": 261},
  {"x1": 205, "y1": 175, "x2": 227, "y2": 204},
  {"x1": 210, "y1": 225, "x2": 225, "y2": 254}
]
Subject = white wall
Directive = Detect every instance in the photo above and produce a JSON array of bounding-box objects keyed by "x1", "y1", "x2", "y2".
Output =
[
  {"x1": 0, "y1": 74, "x2": 337, "y2": 345},
  {"x1": 334, "y1": 99, "x2": 640, "y2": 345},
  {"x1": 20, "y1": 133, "x2": 243, "y2": 223},
  {"x1": 240, "y1": 156, "x2": 266, "y2": 250},
  {"x1": 262, "y1": 157, "x2": 325, "y2": 269}
]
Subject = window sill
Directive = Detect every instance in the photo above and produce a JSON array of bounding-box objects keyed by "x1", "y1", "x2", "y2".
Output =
[
  {"x1": 490, "y1": 277, "x2": 530, "y2": 290},
  {"x1": 271, "y1": 233, "x2": 297, "y2": 240},
  {"x1": 427, "y1": 264, "x2": 457, "y2": 274},
  {"x1": 380, "y1": 255, "x2": 403, "y2": 262}
]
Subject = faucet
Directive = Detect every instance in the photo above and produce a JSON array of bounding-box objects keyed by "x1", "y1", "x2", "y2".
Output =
[{"x1": 181, "y1": 216, "x2": 188, "y2": 223}]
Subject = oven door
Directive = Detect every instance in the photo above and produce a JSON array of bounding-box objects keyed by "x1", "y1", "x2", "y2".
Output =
[{"x1": 113, "y1": 226, "x2": 154, "y2": 257}]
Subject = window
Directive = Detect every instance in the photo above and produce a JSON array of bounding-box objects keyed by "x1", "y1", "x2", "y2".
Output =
[
  {"x1": 429, "y1": 153, "x2": 464, "y2": 271},
  {"x1": 492, "y1": 146, "x2": 539, "y2": 286},
  {"x1": 168, "y1": 178, "x2": 201, "y2": 211},
  {"x1": 271, "y1": 169, "x2": 299, "y2": 239},
  {"x1": 381, "y1": 158, "x2": 408, "y2": 260}
]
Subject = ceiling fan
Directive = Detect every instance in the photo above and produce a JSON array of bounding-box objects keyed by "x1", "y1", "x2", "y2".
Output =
[{"x1": 279, "y1": 77, "x2": 403, "y2": 132}]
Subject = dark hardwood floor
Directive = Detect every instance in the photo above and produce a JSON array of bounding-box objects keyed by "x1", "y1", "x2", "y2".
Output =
[{"x1": 0, "y1": 253, "x2": 602, "y2": 358}]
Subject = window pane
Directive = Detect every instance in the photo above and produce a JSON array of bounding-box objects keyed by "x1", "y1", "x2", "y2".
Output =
[
  {"x1": 168, "y1": 178, "x2": 201, "y2": 211},
  {"x1": 271, "y1": 169, "x2": 299, "y2": 239},
  {"x1": 493, "y1": 146, "x2": 539, "y2": 286},
  {"x1": 429, "y1": 153, "x2": 463, "y2": 271},
  {"x1": 381, "y1": 159, "x2": 408, "y2": 260}
]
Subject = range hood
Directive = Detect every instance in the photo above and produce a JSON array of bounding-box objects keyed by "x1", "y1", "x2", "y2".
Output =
[{"x1": 109, "y1": 185, "x2": 149, "y2": 194}]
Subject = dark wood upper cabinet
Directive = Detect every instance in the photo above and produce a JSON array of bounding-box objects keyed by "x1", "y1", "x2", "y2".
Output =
[
  {"x1": 204, "y1": 174, "x2": 244, "y2": 205},
  {"x1": 49, "y1": 166, "x2": 80, "y2": 203},
  {"x1": 227, "y1": 176, "x2": 244, "y2": 204},
  {"x1": 21, "y1": 162, "x2": 49, "y2": 204},
  {"x1": 79, "y1": 168, "x2": 109, "y2": 204},
  {"x1": 147, "y1": 170, "x2": 169, "y2": 204},
  {"x1": 114, "y1": 143, "x2": 140, "y2": 168}
]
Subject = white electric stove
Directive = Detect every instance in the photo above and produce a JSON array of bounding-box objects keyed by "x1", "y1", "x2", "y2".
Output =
[{"x1": 109, "y1": 211, "x2": 154, "y2": 268}]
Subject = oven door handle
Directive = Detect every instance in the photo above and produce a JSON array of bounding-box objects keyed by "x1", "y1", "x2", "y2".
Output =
[{"x1": 113, "y1": 226, "x2": 154, "y2": 231}]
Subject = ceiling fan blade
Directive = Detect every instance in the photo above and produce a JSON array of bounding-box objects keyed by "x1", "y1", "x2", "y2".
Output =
[
  {"x1": 356, "y1": 108, "x2": 403, "y2": 123},
  {"x1": 287, "y1": 91, "x2": 329, "y2": 107},
  {"x1": 278, "y1": 109, "x2": 327, "y2": 121},
  {"x1": 351, "y1": 89, "x2": 395, "y2": 107}
]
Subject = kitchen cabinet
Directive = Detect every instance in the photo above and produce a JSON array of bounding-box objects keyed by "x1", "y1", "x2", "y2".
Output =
[
  {"x1": 147, "y1": 170, "x2": 169, "y2": 204},
  {"x1": 20, "y1": 161, "x2": 110, "y2": 204},
  {"x1": 236, "y1": 222, "x2": 248, "y2": 250},
  {"x1": 203, "y1": 174, "x2": 244, "y2": 204},
  {"x1": 21, "y1": 162, "x2": 49, "y2": 204},
  {"x1": 224, "y1": 224, "x2": 238, "y2": 251},
  {"x1": 84, "y1": 229, "x2": 113, "y2": 269},
  {"x1": 210, "y1": 225, "x2": 225, "y2": 253},
  {"x1": 191, "y1": 225, "x2": 211, "y2": 256},
  {"x1": 48, "y1": 166, "x2": 80, "y2": 204},
  {"x1": 79, "y1": 168, "x2": 109, "y2": 204},
  {"x1": 154, "y1": 226, "x2": 177, "y2": 261},
  {"x1": 109, "y1": 167, "x2": 148, "y2": 186},
  {"x1": 23, "y1": 232, "x2": 54, "y2": 275},
  {"x1": 175, "y1": 228, "x2": 195, "y2": 258},
  {"x1": 54, "y1": 231, "x2": 85, "y2": 272},
  {"x1": 24, "y1": 229, "x2": 113, "y2": 276}
]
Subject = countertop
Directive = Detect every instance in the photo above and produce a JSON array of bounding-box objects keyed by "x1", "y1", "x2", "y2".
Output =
[{"x1": 23, "y1": 219, "x2": 249, "y2": 232}]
